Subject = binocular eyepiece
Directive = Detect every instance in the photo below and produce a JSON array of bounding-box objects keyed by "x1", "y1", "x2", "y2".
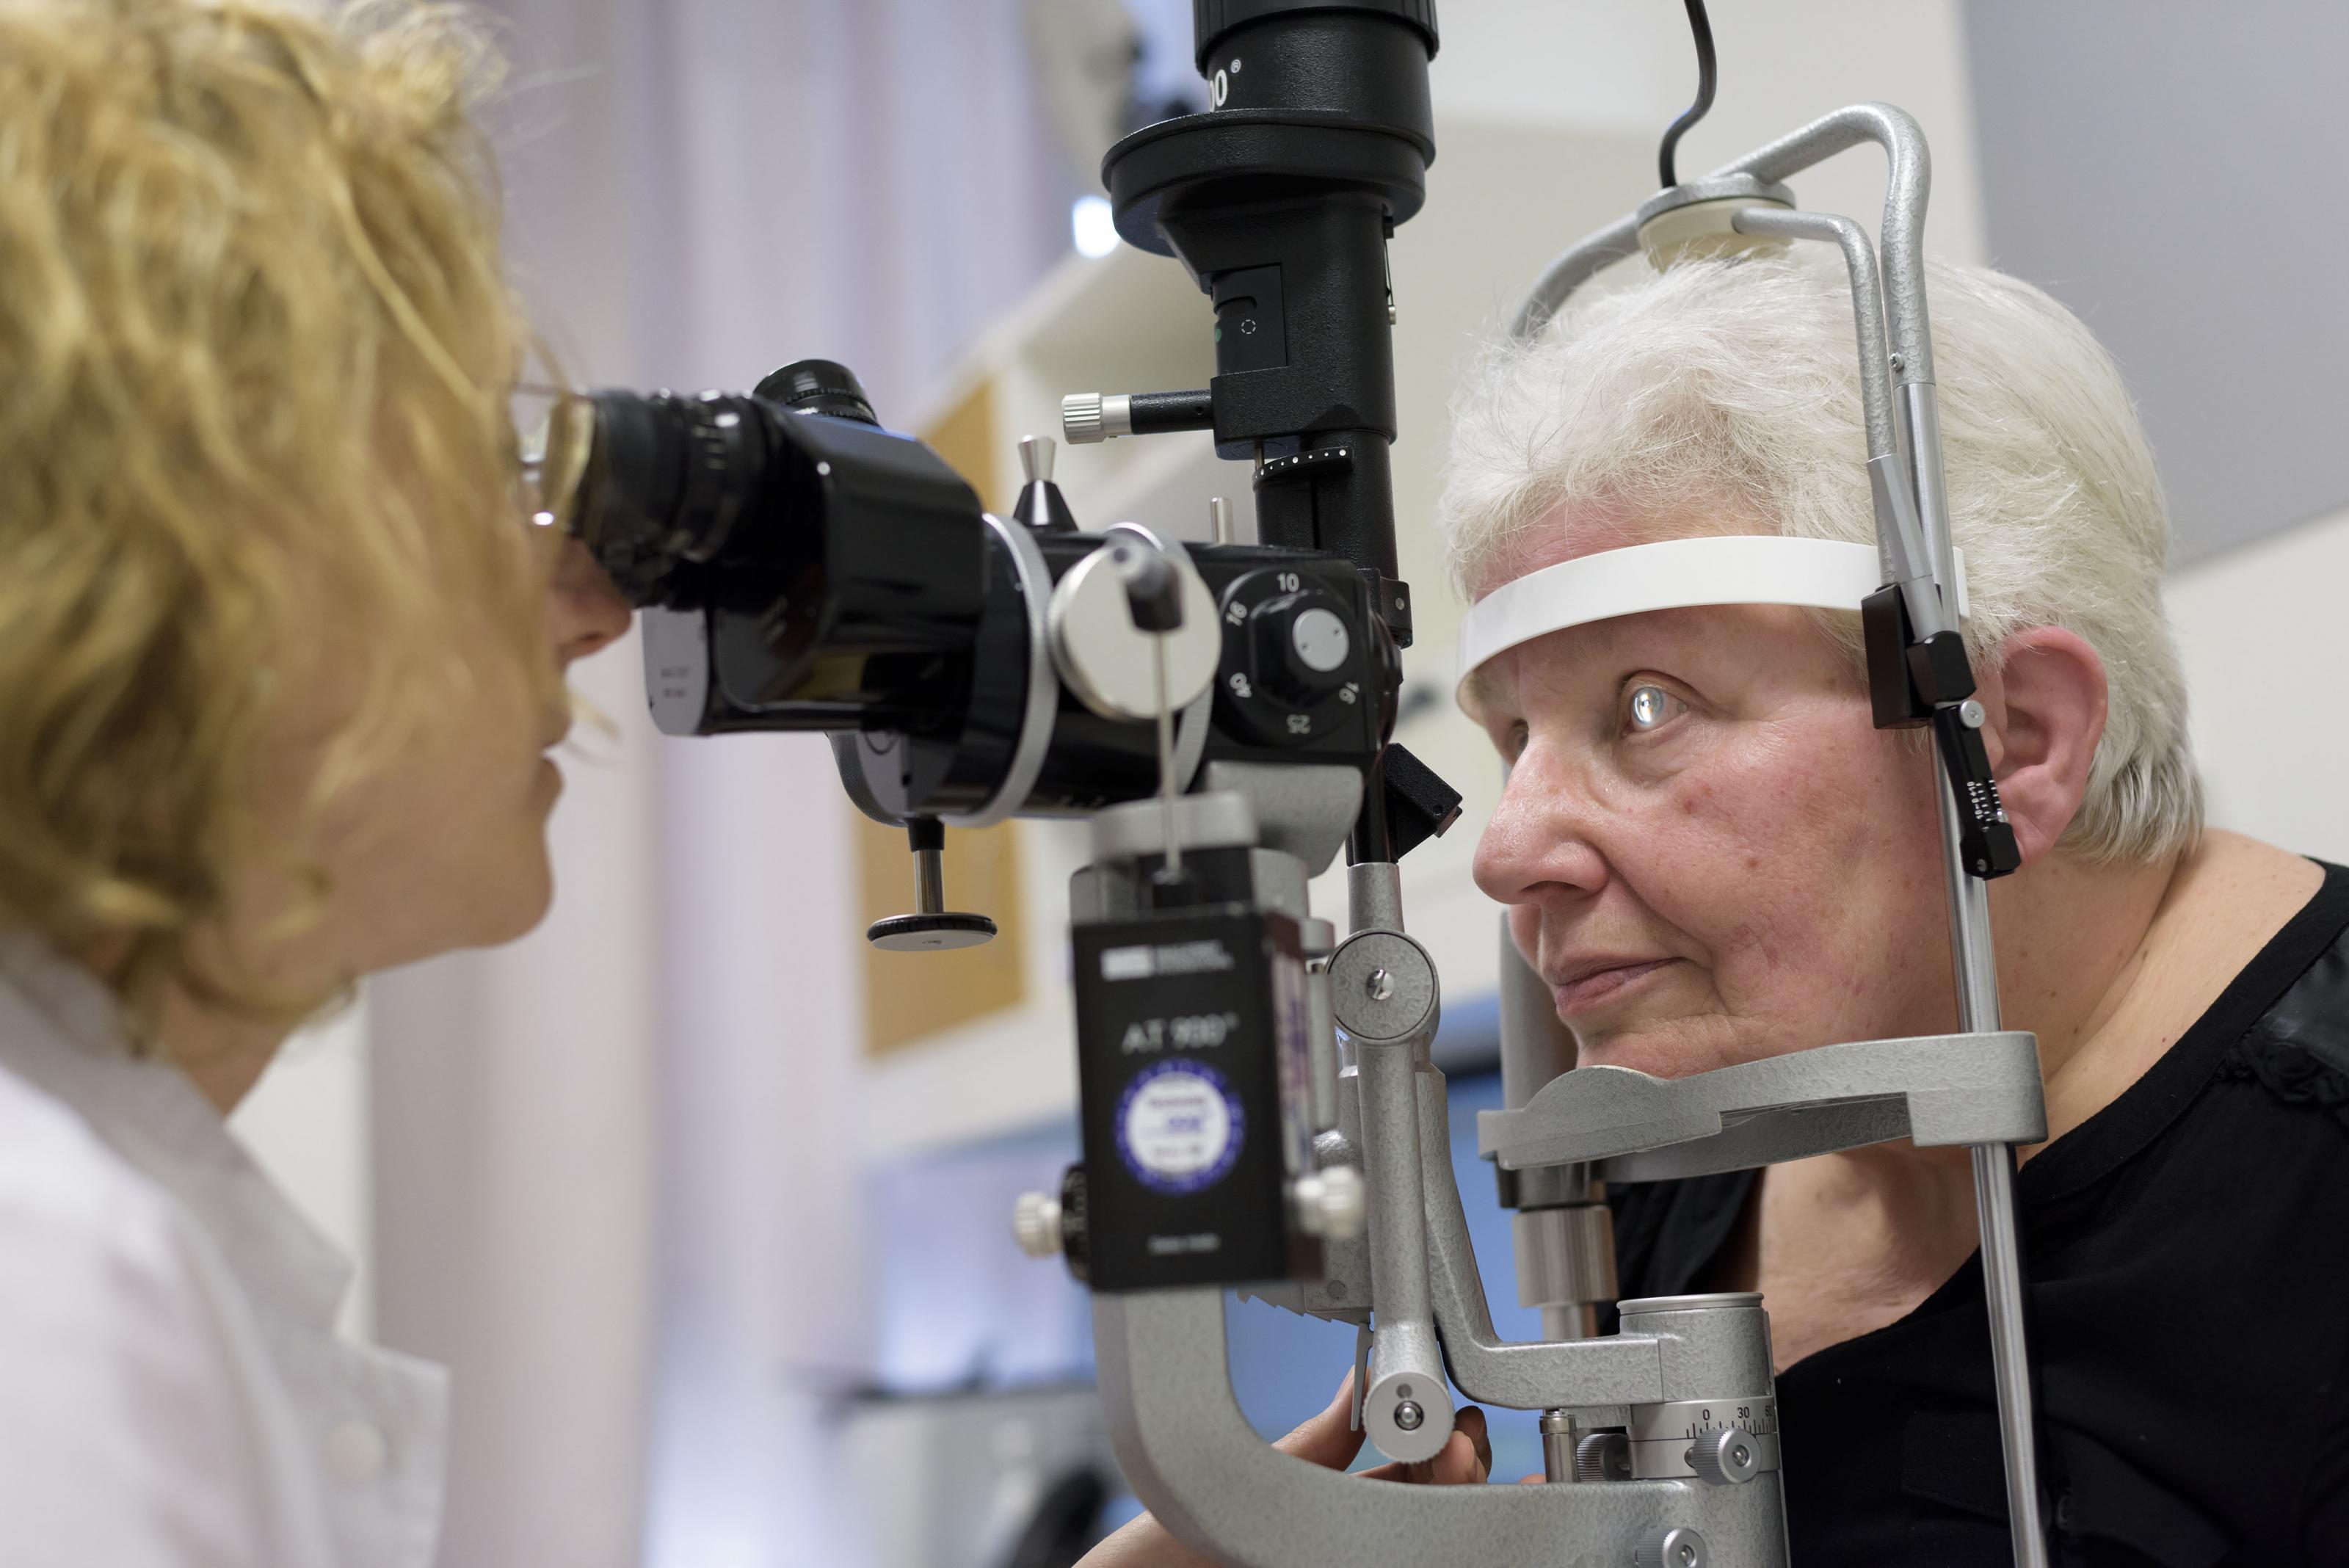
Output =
[
  {"x1": 555, "y1": 359, "x2": 1406, "y2": 832},
  {"x1": 570, "y1": 359, "x2": 884, "y2": 607}
]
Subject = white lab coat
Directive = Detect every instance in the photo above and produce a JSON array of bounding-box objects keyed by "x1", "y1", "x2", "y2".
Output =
[{"x1": 0, "y1": 940, "x2": 449, "y2": 1568}]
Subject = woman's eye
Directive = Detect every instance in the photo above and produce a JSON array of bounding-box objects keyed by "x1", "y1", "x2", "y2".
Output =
[
  {"x1": 1503, "y1": 719, "x2": 1530, "y2": 761},
  {"x1": 1624, "y1": 683, "x2": 1686, "y2": 733}
]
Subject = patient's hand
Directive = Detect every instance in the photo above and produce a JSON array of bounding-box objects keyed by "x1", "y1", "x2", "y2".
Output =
[{"x1": 1076, "y1": 1371, "x2": 1492, "y2": 1567}]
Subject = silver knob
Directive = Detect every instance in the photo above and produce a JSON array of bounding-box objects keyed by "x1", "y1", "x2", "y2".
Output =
[
  {"x1": 1393, "y1": 1400, "x2": 1423, "y2": 1431},
  {"x1": 1687, "y1": 1426, "x2": 1759, "y2": 1485},
  {"x1": 1572, "y1": 1431, "x2": 1631, "y2": 1483},
  {"x1": 1060, "y1": 392, "x2": 1132, "y2": 444},
  {"x1": 1012, "y1": 1191, "x2": 1063, "y2": 1258},
  {"x1": 1635, "y1": 1527, "x2": 1708, "y2": 1568},
  {"x1": 1290, "y1": 1166, "x2": 1365, "y2": 1241},
  {"x1": 1290, "y1": 606, "x2": 1351, "y2": 673},
  {"x1": 1061, "y1": 393, "x2": 1105, "y2": 444},
  {"x1": 1018, "y1": 433, "x2": 1055, "y2": 484}
]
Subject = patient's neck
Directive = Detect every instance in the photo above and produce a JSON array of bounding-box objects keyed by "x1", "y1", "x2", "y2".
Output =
[
  {"x1": 1986, "y1": 844, "x2": 2179, "y2": 1117},
  {"x1": 1990, "y1": 830, "x2": 2318, "y2": 1155}
]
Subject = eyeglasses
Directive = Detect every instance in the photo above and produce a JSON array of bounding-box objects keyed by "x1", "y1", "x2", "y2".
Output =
[{"x1": 510, "y1": 382, "x2": 595, "y2": 537}]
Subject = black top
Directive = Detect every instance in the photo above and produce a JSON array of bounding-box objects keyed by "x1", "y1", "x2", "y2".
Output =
[{"x1": 1608, "y1": 861, "x2": 2349, "y2": 1566}]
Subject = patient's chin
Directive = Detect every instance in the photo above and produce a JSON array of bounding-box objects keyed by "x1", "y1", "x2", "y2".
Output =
[{"x1": 1572, "y1": 1026, "x2": 1752, "y2": 1083}]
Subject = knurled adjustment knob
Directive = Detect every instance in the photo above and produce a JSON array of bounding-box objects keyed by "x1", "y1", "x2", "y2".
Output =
[
  {"x1": 1250, "y1": 590, "x2": 1352, "y2": 705},
  {"x1": 1635, "y1": 1527, "x2": 1708, "y2": 1568},
  {"x1": 1572, "y1": 1430, "x2": 1631, "y2": 1483},
  {"x1": 1687, "y1": 1425, "x2": 1760, "y2": 1486},
  {"x1": 1289, "y1": 1166, "x2": 1365, "y2": 1241},
  {"x1": 1011, "y1": 1191, "x2": 1063, "y2": 1259}
]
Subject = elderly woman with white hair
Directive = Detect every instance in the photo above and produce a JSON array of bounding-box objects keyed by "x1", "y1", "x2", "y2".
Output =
[{"x1": 1444, "y1": 250, "x2": 2349, "y2": 1561}]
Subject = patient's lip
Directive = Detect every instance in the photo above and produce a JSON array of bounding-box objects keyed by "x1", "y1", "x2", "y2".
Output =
[{"x1": 1547, "y1": 954, "x2": 1674, "y2": 1015}]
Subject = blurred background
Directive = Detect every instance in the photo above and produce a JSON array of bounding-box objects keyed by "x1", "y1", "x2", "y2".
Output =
[{"x1": 222, "y1": 1, "x2": 2349, "y2": 1564}]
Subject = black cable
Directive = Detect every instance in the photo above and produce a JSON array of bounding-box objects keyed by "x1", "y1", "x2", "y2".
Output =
[{"x1": 1657, "y1": 0, "x2": 1718, "y2": 188}]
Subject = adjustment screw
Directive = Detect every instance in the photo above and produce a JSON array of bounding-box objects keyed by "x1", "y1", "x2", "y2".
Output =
[
  {"x1": 1291, "y1": 1166, "x2": 1366, "y2": 1241},
  {"x1": 1573, "y1": 1431, "x2": 1631, "y2": 1483},
  {"x1": 1634, "y1": 1527, "x2": 1708, "y2": 1568},
  {"x1": 1393, "y1": 1400, "x2": 1424, "y2": 1432},
  {"x1": 1367, "y1": 967, "x2": 1394, "y2": 1002},
  {"x1": 1959, "y1": 697, "x2": 1987, "y2": 729},
  {"x1": 1011, "y1": 1191, "x2": 1063, "y2": 1259},
  {"x1": 1688, "y1": 1426, "x2": 1759, "y2": 1485}
]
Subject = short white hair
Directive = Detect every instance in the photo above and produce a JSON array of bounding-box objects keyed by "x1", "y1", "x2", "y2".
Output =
[{"x1": 1439, "y1": 250, "x2": 2200, "y2": 865}]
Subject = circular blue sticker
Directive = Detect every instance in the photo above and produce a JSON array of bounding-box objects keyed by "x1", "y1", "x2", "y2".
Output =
[{"x1": 1116, "y1": 1059, "x2": 1246, "y2": 1195}]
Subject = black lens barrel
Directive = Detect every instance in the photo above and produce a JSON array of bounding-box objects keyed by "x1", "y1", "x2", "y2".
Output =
[
  {"x1": 578, "y1": 389, "x2": 772, "y2": 604},
  {"x1": 755, "y1": 358, "x2": 879, "y2": 424},
  {"x1": 1192, "y1": 0, "x2": 1437, "y2": 70}
]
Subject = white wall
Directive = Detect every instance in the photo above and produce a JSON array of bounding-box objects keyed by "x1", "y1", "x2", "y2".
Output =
[
  {"x1": 2168, "y1": 504, "x2": 2349, "y2": 863},
  {"x1": 1962, "y1": 1, "x2": 2349, "y2": 562},
  {"x1": 1432, "y1": 0, "x2": 1987, "y2": 264}
]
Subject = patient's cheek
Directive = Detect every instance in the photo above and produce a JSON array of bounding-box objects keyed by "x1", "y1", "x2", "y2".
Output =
[{"x1": 1649, "y1": 705, "x2": 1923, "y2": 998}]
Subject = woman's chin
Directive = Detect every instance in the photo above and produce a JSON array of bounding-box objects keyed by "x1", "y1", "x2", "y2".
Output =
[
  {"x1": 1570, "y1": 1025, "x2": 1749, "y2": 1082},
  {"x1": 491, "y1": 854, "x2": 557, "y2": 945},
  {"x1": 454, "y1": 840, "x2": 557, "y2": 952}
]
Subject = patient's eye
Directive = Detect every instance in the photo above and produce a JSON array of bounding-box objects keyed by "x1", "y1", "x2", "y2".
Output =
[{"x1": 1624, "y1": 682, "x2": 1687, "y2": 734}]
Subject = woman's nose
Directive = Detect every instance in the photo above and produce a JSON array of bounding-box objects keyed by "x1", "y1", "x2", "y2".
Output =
[
  {"x1": 548, "y1": 539, "x2": 633, "y2": 667},
  {"x1": 1473, "y1": 749, "x2": 1609, "y2": 910}
]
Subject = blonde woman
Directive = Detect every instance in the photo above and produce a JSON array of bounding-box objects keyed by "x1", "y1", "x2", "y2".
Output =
[{"x1": 0, "y1": 3, "x2": 628, "y2": 1563}]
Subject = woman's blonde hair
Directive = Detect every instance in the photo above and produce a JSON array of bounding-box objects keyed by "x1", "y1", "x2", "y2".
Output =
[
  {"x1": 0, "y1": 0, "x2": 542, "y2": 1023},
  {"x1": 1440, "y1": 250, "x2": 2201, "y2": 868}
]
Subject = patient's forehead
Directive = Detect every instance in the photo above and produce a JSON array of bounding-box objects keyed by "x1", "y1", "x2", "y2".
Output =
[{"x1": 1468, "y1": 499, "x2": 1773, "y2": 603}]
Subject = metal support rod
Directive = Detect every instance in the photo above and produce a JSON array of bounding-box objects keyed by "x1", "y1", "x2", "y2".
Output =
[
  {"x1": 1540, "y1": 1410, "x2": 1575, "y2": 1484},
  {"x1": 1908, "y1": 374, "x2": 2049, "y2": 1567},
  {"x1": 914, "y1": 845, "x2": 945, "y2": 913},
  {"x1": 1729, "y1": 208, "x2": 1898, "y2": 463},
  {"x1": 1512, "y1": 102, "x2": 1937, "y2": 374},
  {"x1": 1727, "y1": 206, "x2": 1947, "y2": 639},
  {"x1": 1511, "y1": 213, "x2": 1641, "y2": 338},
  {"x1": 1714, "y1": 103, "x2": 1938, "y2": 387},
  {"x1": 1357, "y1": 1038, "x2": 1455, "y2": 1461},
  {"x1": 1153, "y1": 638, "x2": 1181, "y2": 878}
]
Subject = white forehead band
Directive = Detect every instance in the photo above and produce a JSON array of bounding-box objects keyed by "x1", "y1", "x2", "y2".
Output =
[{"x1": 1456, "y1": 535, "x2": 1967, "y2": 693}]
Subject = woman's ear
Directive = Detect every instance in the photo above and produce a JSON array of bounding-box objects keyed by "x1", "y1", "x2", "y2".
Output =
[{"x1": 1971, "y1": 626, "x2": 2109, "y2": 867}]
